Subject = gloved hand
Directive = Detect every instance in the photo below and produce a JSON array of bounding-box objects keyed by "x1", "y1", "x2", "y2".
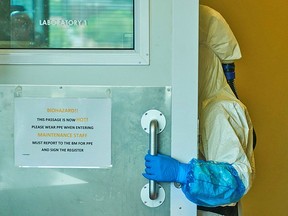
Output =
[{"x1": 143, "y1": 153, "x2": 190, "y2": 183}]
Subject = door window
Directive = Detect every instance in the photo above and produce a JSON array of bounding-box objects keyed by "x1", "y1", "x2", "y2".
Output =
[{"x1": 2, "y1": 0, "x2": 134, "y2": 49}]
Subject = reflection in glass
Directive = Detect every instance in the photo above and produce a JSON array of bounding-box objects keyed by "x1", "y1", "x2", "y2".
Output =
[{"x1": 1, "y1": 0, "x2": 134, "y2": 49}]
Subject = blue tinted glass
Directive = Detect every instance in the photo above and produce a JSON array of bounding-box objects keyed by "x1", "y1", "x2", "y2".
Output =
[{"x1": 2, "y1": 0, "x2": 134, "y2": 49}]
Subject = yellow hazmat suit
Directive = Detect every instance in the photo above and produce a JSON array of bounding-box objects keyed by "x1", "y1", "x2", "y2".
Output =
[{"x1": 196, "y1": 5, "x2": 256, "y2": 215}]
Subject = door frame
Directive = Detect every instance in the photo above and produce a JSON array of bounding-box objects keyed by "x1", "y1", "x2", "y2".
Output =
[{"x1": 171, "y1": 0, "x2": 199, "y2": 215}]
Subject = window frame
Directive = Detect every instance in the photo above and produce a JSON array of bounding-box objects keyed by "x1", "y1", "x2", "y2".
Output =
[{"x1": 0, "y1": 0, "x2": 149, "y2": 65}]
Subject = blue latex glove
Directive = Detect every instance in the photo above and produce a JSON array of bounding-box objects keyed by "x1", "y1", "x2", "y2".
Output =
[{"x1": 143, "y1": 153, "x2": 190, "y2": 183}]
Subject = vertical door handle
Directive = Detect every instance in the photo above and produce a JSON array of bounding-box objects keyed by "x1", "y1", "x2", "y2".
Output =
[
  {"x1": 149, "y1": 119, "x2": 158, "y2": 200},
  {"x1": 141, "y1": 110, "x2": 166, "y2": 207}
]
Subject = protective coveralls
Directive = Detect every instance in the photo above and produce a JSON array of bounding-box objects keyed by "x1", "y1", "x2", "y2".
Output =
[{"x1": 143, "y1": 5, "x2": 255, "y2": 216}]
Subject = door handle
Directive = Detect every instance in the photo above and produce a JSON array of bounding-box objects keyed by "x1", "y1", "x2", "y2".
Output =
[
  {"x1": 149, "y1": 119, "x2": 158, "y2": 200},
  {"x1": 141, "y1": 109, "x2": 166, "y2": 207}
]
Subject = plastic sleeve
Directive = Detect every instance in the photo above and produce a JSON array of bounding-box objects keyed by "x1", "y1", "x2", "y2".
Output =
[{"x1": 181, "y1": 158, "x2": 245, "y2": 207}]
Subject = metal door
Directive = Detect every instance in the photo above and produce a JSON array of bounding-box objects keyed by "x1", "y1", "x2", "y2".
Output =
[
  {"x1": 0, "y1": 85, "x2": 172, "y2": 216},
  {"x1": 0, "y1": 0, "x2": 198, "y2": 215}
]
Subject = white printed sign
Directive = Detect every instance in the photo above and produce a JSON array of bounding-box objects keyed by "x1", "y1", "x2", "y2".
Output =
[{"x1": 14, "y1": 97, "x2": 112, "y2": 168}]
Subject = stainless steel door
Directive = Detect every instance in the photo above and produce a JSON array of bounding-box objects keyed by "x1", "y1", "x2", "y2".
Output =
[{"x1": 0, "y1": 85, "x2": 171, "y2": 216}]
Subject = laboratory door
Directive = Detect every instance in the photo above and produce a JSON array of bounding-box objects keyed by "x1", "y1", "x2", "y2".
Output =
[
  {"x1": 0, "y1": 85, "x2": 172, "y2": 216},
  {"x1": 0, "y1": 0, "x2": 198, "y2": 215}
]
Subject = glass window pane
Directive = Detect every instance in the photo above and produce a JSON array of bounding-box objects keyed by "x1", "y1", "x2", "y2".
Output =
[{"x1": 1, "y1": 0, "x2": 134, "y2": 49}]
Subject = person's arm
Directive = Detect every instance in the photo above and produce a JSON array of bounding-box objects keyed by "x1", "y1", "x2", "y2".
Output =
[
  {"x1": 143, "y1": 153, "x2": 245, "y2": 207},
  {"x1": 143, "y1": 104, "x2": 254, "y2": 207}
]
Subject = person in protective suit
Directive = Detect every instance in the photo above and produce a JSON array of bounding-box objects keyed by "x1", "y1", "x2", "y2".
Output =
[{"x1": 143, "y1": 5, "x2": 255, "y2": 216}]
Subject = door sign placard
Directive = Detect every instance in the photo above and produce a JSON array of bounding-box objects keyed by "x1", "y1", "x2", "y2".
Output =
[{"x1": 14, "y1": 97, "x2": 112, "y2": 168}]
